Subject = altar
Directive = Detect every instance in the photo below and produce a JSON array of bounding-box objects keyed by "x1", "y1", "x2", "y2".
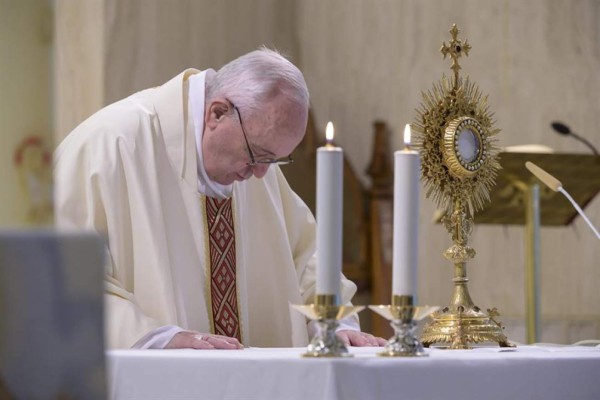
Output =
[{"x1": 107, "y1": 345, "x2": 600, "y2": 400}]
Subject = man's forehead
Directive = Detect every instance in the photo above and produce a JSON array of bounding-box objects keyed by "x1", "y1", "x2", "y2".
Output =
[
  {"x1": 248, "y1": 105, "x2": 305, "y2": 157},
  {"x1": 254, "y1": 100, "x2": 307, "y2": 136}
]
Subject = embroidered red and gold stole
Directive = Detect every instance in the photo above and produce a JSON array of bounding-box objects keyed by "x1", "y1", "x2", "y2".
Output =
[{"x1": 205, "y1": 197, "x2": 241, "y2": 341}]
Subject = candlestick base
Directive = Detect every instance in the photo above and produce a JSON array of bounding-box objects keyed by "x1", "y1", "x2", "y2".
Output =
[
  {"x1": 379, "y1": 320, "x2": 425, "y2": 357},
  {"x1": 292, "y1": 294, "x2": 365, "y2": 357},
  {"x1": 304, "y1": 319, "x2": 350, "y2": 357},
  {"x1": 369, "y1": 295, "x2": 439, "y2": 357}
]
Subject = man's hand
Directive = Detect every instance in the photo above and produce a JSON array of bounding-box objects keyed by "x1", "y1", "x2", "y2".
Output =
[
  {"x1": 336, "y1": 330, "x2": 387, "y2": 347},
  {"x1": 165, "y1": 331, "x2": 244, "y2": 349}
]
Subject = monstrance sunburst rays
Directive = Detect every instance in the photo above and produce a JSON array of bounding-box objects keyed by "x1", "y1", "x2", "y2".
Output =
[{"x1": 413, "y1": 26, "x2": 501, "y2": 216}]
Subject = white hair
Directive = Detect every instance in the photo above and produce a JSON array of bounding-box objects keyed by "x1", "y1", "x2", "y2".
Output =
[{"x1": 205, "y1": 47, "x2": 309, "y2": 118}]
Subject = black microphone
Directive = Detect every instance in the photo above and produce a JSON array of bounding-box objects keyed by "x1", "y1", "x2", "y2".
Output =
[{"x1": 551, "y1": 121, "x2": 599, "y2": 156}]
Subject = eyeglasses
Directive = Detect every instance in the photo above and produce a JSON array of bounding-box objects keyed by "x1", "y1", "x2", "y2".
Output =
[{"x1": 227, "y1": 99, "x2": 294, "y2": 166}]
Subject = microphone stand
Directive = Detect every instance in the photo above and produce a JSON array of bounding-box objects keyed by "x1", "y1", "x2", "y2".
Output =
[
  {"x1": 569, "y1": 132, "x2": 599, "y2": 156},
  {"x1": 558, "y1": 187, "x2": 600, "y2": 239},
  {"x1": 551, "y1": 121, "x2": 599, "y2": 156},
  {"x1": 526, "y1": 161, "x2": 600, "y2": 240}
]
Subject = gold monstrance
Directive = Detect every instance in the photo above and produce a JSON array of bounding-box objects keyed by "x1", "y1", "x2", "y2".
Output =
[{"x1": 415, "y1": 25, "x2": 513, "y2": 348}]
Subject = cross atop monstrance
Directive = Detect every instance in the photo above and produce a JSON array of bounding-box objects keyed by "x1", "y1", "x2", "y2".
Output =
[{"x1": 440, "y1": 24, "x2": 472, "y2": 81}]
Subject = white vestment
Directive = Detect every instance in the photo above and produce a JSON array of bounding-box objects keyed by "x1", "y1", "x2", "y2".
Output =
[{"x1": 54, "y1": 70, "x2": 358, "y2": 349}]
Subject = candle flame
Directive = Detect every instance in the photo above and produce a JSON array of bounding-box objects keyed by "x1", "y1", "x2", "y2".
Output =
[
  {"x1": 326, "y1": 122, "x2": 334, "y2": 142},
  {"x1": 403, "y1": 124, "x2": 412, "y2": 147}
]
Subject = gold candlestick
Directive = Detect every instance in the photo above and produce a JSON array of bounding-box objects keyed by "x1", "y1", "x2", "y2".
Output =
[
  {"x1": 369, "y1": 295, "x2": 438, "y2": 357},
  {"x1": 292, "y1": 294, "x2": 365, "y2": 357}
]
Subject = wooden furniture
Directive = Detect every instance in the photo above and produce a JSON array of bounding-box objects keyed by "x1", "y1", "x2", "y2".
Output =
[{"x1": 364, "y1": 121, "x2": 394, "y2": 338}]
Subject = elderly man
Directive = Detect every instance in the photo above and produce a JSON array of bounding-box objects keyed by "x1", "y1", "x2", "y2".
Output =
[{"x1": 55, "y1": 48, "x2": 384, "y2": 350}]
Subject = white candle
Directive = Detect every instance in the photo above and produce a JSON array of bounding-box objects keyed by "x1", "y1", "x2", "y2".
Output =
[
  {"x1": 316, "y1": 122, "x2": 343, "y2": 299},
  {"x1": 392, "y1": 124, "x2": 420, "y2": 298}
]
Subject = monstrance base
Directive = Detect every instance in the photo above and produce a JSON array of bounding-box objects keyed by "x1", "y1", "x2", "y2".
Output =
[{"x1": 421, "y1": 306, "x2": 515, "y2": 349}]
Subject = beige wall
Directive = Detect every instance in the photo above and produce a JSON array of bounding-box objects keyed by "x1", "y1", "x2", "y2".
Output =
[
  {"x1": 53, "y1": 0, "x2": 105, "y2": 142},
  {"x1": 0, "y1": 0, "x2": 53, "y2": 227},
  {"x1": 54, "y1": 0, "x2": 297, "y2": 137},
  {"x1": 103, "y1": 0, "x2": 297, "y2": 105},
  {"x1": 53, "y1": 0, "x2": 600, "y2": 343}
]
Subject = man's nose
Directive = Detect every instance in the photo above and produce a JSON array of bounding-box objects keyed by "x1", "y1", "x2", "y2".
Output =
[{"x1": 251, "y1": 164, "x2": 270, "y2": 179}]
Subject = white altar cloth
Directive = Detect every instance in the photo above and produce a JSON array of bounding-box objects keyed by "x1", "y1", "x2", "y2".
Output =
[{"x1": 107, "y1": 345, "x2": 600, "y2": 400}]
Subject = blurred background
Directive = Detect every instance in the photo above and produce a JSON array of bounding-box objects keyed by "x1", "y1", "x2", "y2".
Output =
[{"x1": 1, "y1": 0, "x2": 599, "y2": 344}]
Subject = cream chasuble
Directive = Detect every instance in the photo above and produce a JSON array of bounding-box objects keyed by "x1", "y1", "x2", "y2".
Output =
[{"x1": 54, "y1": 69, "x2": 358, "y2": 350}]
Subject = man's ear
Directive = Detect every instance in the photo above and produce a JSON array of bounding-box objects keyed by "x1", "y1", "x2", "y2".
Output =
[{"x1": 205, "y1": 100, "x2": 231, "y2": 130}]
